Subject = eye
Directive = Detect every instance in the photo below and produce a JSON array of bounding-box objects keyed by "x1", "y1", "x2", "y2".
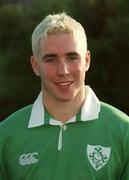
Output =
[
  {"x1": 42, "y1": 54, "x2": 57, "y2": 63},
  {"x1": 67, "y1": 55, "x2": 78, "y2": 61},
  {"x1": 45, "y1": 57, "x2": 55, "y2": 62},
  {"x1": 43, "y1": 56, "x2": 57, "y2": 63},
  {"x1": 66, "y1": 52, "x2": 79, "y2": 61},
  {"x1": 69, "y1": 56, "x2": 77, "y2": 60}
]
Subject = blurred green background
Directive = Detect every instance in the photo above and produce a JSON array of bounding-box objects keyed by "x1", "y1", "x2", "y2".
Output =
[{"x1": 0, "y1": 0, "x2": 129, "y2": 121}]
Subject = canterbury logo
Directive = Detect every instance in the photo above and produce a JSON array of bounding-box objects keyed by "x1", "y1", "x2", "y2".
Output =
[{"x1": 19, "y1": 152, "x2": 39, "y2": 166}]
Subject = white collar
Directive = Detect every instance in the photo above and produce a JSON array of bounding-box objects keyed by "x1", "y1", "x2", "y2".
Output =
[{"x1": 28, "y1": 86, "x2": 101, "y2": 128}]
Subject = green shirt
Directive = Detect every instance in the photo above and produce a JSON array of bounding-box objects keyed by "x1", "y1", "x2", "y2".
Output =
[
  {"x1": 0, "y1": 87, "x2": 129, "y2": 180},
  {"x1": 0, "y1": 103, "x2": 129, "y2": 180}
]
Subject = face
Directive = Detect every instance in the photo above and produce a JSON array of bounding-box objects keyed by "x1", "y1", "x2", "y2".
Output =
[{"x1": 31, "y1": 33, "x2": 90, "y2": 103}]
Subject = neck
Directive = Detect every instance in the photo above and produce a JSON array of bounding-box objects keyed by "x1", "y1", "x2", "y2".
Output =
[{"x1": 42, "y1": 88, "x2": 86, "y2": 123}]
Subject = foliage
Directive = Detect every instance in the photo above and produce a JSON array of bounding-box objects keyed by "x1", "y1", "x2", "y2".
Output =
[{"x1": 0, "y1": 0, "x2": 129, "y2": 120}]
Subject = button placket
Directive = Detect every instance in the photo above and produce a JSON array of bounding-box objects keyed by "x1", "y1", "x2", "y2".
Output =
[
  {"x1": 58, "y1": 125, "x2": 67, "y2": 151},
  {"x1": 63, "y1": 125, "x2": 67, "y2": 131}
]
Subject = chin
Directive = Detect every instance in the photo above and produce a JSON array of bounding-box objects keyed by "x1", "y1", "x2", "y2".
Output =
[{"x1": 56, "y1": 95, "x2": 74, "y2": 102}]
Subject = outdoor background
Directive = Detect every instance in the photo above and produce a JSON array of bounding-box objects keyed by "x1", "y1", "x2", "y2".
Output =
[{"x1": 0, "y1": 0, "x2": 129, "y2": 121}]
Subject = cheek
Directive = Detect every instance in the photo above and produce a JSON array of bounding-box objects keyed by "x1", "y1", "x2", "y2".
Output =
[
  {"x1": 71, "y1": 63, "x2": 86, "y2": 76},
  {"x1": 39, "y1": 65, "x2": 56, "y2": 79},
  {"x1": 73, "y1": 65, "x2": 86, "y2": 83}
]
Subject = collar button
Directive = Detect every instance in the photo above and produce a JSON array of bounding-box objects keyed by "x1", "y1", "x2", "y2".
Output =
[{"x1": 63, "y1": 125, "x2": 67, "y2": 131}]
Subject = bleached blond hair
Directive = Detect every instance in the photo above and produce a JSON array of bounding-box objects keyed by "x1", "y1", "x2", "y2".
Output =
[{"x1": 32, "y1": 12, "x2": 87, "y2": 60}]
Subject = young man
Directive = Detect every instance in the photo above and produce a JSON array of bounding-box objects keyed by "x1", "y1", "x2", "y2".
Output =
[{"x1": 0, "y1": 12, "x2": 129, "y2": 180}]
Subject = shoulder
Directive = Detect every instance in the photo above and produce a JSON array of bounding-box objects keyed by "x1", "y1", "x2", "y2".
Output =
[
  {"x1": 0, "y1": 104, "x2": 32, "y2": 129},
  {"x1": 100, "y1": 101, "x2": 129, "y2": 124},
  {"x1": 99, "y1": 102, "x2": 129, "y2": 148}
]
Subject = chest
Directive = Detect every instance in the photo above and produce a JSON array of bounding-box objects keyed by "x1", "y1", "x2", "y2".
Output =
[{"x1": 4, "y1": 123, "x2": 124, "y2": 180}]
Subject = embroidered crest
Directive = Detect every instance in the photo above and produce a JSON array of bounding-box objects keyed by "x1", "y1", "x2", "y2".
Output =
[{"x1": 87, "y1": 144, "x2": 111, "y2": 171}]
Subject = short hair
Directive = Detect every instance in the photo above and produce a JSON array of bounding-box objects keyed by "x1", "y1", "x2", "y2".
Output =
[{"x1": 32, "y1": 12, "x2": 87, "y2": 60}]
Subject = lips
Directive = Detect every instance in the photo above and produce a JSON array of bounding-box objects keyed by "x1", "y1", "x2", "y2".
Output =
[{"x1": 55, "y1": 81, "x2": 73, "y2": 87}]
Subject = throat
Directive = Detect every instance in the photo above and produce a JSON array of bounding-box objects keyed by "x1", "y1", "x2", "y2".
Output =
[
  {"x1": 43, "y1": 98, "x2": 84, "y2": 123},
  {"x1": 43, "y1": 87, "x2": 86, "y2": 123},
  {"x1": 46, "y1": 104, "x2": 80, "y2": 123}
]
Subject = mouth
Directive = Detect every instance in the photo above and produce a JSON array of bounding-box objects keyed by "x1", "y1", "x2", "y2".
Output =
[{"x1": 55, "y1": 81, "x2": 73, "y2": 87}]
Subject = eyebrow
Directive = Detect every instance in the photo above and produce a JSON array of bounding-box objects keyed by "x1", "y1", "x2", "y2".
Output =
[
  {"x1": 42, "y1": 54, "x2": 57, "y2": 60},
  {"x1": 66, "y1": 52, "x2": 79, "y2": 57},
  {"x1": 42, "y1": 51, "x2": 79, "y2": 60}
]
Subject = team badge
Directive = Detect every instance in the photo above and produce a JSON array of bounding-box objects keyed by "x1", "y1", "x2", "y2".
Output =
[{"x1": 87, "y1": 144, "x2": 111, "y2": 171}]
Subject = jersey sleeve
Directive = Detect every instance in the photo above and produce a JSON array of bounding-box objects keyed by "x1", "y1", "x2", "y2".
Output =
[
  {"x1": 0, "y1": 125, "x2": 8, "y2": 180},
  {"x1": 122, "y1": 122, "x2": 129, "y2": 179},
  {"x1": 122, "y1": 160, "x2": 129, "y2": 180},
  {"x1": 0, "y1": 168, "x2": 8, "y2": 180}
]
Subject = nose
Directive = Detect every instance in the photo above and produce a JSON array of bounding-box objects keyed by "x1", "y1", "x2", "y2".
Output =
[{"x1": 56, "y1": 60, "x2": 70, "y2": 76}]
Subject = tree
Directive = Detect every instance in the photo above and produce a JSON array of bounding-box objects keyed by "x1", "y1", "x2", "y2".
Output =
[{"x1": 0, "y1": 0, "x2": 129, "y2": 121}]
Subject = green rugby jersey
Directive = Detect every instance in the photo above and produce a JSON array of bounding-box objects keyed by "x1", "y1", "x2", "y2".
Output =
[{"x1": 0, "y1": 87, "x2": 129, "y2": 180}]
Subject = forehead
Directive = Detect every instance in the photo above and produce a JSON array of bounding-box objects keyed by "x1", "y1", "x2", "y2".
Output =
[{"x1": 40, "y1": 33, "x2": 81, "y2": 54}]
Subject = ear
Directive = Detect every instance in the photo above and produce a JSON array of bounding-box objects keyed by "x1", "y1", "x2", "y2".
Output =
[
  {"x1": 85, "y1": 50, "x2": 91, "y2": 72},
  {"x1": 30, "y1": 56, "x2": 40, "y2": 76}
]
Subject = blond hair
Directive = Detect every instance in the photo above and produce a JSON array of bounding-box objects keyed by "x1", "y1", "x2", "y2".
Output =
[{"x1": 32, "y1": 12, "x2": 87, "y2": 60}]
